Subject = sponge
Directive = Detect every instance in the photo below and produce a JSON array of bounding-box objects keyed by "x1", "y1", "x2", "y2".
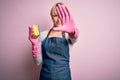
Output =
[{"x1": 32, "y1": 25, "x2": 40, "y2": 39}]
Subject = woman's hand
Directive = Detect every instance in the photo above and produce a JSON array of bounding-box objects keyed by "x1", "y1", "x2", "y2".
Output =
[
  {"x1": 53, "y1": 4, "x2": 79, "y2": 39},
  {"x1": 53, "y1": 4, "x2": 76, "y2": 33},
  {"x1": 28, "y1": 26, "x2": 40, "y2": 58},
  {"x1": 29, "y1": 26, "x2": 39, "y2": 45}
]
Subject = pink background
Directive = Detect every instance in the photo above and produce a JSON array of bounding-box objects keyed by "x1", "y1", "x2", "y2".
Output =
[{"x1": 0, "y1": 0, "x2": 120, "y2": 80}]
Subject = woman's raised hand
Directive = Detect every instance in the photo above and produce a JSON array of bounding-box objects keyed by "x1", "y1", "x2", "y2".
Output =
[
  {"x1": 53, "y1": 4, "x2": 77, "y2": 33},
  {"x1": 28, "y1": 26, "x2": 40, "y2": 58},
  {"x1": 29, "y1": 26, "x2": 39, "y2": 45},
  {"x1": 53, "y1": 4, "x2": 79, "y2": 39}
]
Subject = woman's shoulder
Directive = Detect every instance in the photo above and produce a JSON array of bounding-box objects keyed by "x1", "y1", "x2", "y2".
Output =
[
  {"x1": 41, "y1": 30, "x2": 49, "y2": 35},
  {"x1": 40, "y1": 30, "x2": 49, "y2": 41}
]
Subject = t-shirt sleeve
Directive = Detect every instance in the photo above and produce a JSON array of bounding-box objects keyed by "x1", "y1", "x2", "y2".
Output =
[
  {"x1": 33, "y1": 30, "x2": 49, "y2": 66},
  {"x1": 65, "y1": 33, "x2": 78, "y2": 45}
]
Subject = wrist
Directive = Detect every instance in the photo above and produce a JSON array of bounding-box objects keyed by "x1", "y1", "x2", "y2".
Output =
[
  {"x1": 32, "y1": 42, "x2": 38, "y2": 46},
  {"x1": 69, "y1": 32, "x2": 75, "y2": 39},
  {"x1": 30, "y1": 38, "x2": 39, "y2": 45},
  {"x1": 69, "y1": 28, "x2": 79, "y2": 39}
]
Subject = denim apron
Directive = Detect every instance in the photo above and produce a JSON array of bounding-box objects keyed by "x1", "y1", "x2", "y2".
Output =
[{"x1": 40, "y1": 37, "x2": 71, "y2": 80}]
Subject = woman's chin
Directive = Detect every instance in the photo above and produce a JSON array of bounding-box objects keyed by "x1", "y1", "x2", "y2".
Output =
[{"x1": 54, "y1": 24, "x2": 61, "y2": 27}]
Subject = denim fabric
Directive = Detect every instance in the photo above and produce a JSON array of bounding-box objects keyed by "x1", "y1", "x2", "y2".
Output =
[{"x1": 40, "y1": 37, "x2": 71, "y2": 80}]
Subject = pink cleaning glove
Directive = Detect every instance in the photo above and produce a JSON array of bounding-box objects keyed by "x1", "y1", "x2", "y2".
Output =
[
  {"x1": 53, "y1": 4, "x2": 79, "y2": 39},
  {"x1": 29, "y1": 26, "x2": 40, "y2": 58}
]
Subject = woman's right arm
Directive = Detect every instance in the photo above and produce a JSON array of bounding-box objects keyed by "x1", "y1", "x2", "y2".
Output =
[
  {"x1": 28, "y1": 26, "x2": 42, "y2": 66},
  {"x1": 29, "y1": 27, "x2": 48, "y2": 66},
  {"x1": 33, "y1": 30, "x2": 49, "y2": 66}
]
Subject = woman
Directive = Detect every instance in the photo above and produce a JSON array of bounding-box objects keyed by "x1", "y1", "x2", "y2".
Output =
[{"x1": 29, "y1": 2, "x2": 79, "y2": 80}]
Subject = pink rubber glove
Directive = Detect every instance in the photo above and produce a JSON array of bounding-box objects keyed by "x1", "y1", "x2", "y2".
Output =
[
  {"x1": 53, "y1": 4, "x2": 79, "y2": 39},
  {"x1": 29, "y1": 26, "x2": 40, "y2": 58}
]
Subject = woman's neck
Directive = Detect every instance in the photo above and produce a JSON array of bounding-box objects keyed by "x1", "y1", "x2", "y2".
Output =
[{"x1": 47, "y1": 28, "x2": 63, "y2": 38}]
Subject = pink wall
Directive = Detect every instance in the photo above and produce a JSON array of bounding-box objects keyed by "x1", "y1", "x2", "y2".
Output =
[{"x1": 0, "y1": 0, "x2": 120, "y2": 80}]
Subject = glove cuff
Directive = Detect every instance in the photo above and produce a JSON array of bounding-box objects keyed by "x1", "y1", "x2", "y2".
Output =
[{"x1": 69, "y1": 28, "x2": 79, "y2": 39}]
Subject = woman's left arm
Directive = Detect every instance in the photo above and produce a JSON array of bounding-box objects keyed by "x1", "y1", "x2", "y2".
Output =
[
  {"x1": 68, "y1": 27, "x2": 79, "y2": 44},
  {"x1": 66, "y1": 30, "x2": 79, "y2": 45}
]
